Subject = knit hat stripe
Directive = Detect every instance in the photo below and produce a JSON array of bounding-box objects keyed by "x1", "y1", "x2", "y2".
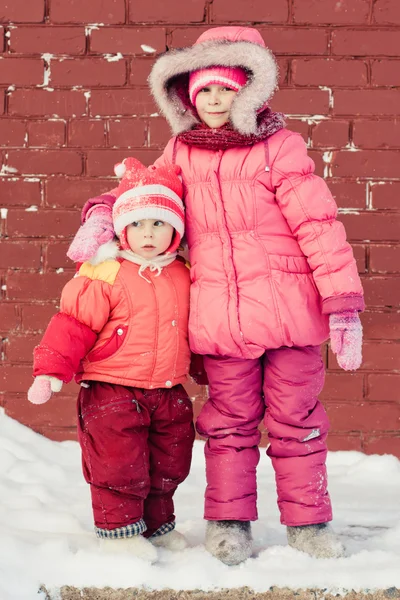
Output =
[
  {"x1": 114, "y1": 207, "x2": 185, "y2": 238},
  {"x1": 188, "y1": 66, "x2": 248, "y2": 106},
  {"x1": 114, "y1": 184, "x2": 182, "y2": 210},
  {"x1": 189, "y1": 76, "x2": 241, "y2": 104}
]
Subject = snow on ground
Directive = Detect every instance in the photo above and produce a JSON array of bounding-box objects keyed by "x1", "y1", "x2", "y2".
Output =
[{"x1": 0, "y1": 407, "x2": 399, "y2": 600}]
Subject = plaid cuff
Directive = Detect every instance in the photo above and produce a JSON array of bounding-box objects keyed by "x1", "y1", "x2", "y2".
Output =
[
  {"x1": 95, "y1": 519, "x2": 147, "y2": 539},
  {"x1": 150, "y1": 520, "x2": 175, "y2": 539}
]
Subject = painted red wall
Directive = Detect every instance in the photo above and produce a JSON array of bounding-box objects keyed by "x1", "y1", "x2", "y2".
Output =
[{"x1": 1, "y1": 0, "x2": 399, "y2": 455}]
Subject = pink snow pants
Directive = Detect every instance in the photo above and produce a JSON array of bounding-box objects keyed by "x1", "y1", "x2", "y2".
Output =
[{"x1": 196, "y1": 346, "x2": 332, "y2": 526}]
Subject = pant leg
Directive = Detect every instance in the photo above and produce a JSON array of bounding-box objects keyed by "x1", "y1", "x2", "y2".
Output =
[
  {"x1": 143, "y1": 385, "x2": 195, "y2": 537},
  {"x1": 262, "y1": 346, "x2": 332, "y2": 527},
  {"x1": 196, "y1": 355, "x2": 265, "y2": 521},
  {"x1": 77, "y1": 382, "x2": 151, "y2": 531}
]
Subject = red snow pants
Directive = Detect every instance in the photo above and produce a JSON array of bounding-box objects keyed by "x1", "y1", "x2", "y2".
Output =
[
  {"x1": 77, "y1": 381, "x2": 195, "y2": 536},
  {"x1": 196, "y1": 346, "x2": 332, "y2": 526}
]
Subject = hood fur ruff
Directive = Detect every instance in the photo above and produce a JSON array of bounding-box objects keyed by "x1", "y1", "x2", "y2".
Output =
[{"x1": 148, "y1": 39, "x2": 279, "y2": 136}]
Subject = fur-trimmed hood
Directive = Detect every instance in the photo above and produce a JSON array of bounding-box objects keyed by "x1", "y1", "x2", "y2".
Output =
[{"x1": 148, "y1": 26, "x2": 279, "y2": 136}]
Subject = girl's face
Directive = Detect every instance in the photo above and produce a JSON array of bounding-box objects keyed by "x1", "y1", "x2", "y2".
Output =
[
  {"x1": 195, "y1": 84, "x2": 237, "y2": 128},
  {"x1": 126, "y1": 219, "x2": 174, "y2": 258}
]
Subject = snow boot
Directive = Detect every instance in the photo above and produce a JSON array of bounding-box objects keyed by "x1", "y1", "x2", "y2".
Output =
[
  {"x1": 151, "y1": 529, "x2": 188, "y2": 551},
  {"x1": 99, "y1": 535, "x2": 158, "y2": 562},
  {"x1": 205, "y1": 520, "x2": 253, "y2": 565},
  {"x1": 287, "y1": 522, "x2": 345, "y2": 558}
]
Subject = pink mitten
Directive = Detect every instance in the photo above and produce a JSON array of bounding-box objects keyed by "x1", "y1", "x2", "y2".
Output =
[
  {"x1": 67, "y1": 205, "x2": 115, "y2": 262},
  {"x1": 28, "y1": 376, "x2": 63, "y2": 405},
  {"x1": 329, "y1": 311, "x2": 363, "y2": 371}
]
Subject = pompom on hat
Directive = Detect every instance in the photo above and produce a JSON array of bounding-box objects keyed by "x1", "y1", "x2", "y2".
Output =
[
  {"x1": 188, "y1": 66, "x2": 248, "y2": 106},
  {"x1": 112, "y1": 157, "x2": 185, "y2": 254}
]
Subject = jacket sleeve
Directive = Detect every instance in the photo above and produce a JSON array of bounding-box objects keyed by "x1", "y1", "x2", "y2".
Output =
[
  {"x1": 33, "y1": 263, "x2": 117, "y2": 382},
  {"x1": 271, "y1": 132, "x2": 364, "y2": 314}
]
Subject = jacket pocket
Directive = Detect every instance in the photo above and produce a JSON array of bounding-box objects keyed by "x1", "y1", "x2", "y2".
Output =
[{"x1": 87, "y1": 325, "x2": 128, "y2": 363}]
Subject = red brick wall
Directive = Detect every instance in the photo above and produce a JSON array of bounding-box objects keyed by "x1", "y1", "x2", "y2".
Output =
[{"x1": 1, "y1": 0, "x2": 399, "y2": 455}]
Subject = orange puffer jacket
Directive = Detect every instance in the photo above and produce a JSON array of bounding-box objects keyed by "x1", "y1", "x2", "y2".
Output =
[{"x1": 33, "y1": 257, "x2": 191, "y2": 389}]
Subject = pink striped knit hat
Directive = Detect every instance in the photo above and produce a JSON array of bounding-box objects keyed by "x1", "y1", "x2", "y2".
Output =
[
  {"x1": 112, "y1": 157, "x2": 184, "y2": 254},
  {"x1": 189, "y1": 66, "x2": 248, "y2": 106}
]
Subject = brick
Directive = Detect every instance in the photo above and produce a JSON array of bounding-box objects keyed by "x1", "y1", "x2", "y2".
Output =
[
  {"x1": 0, "y1": 119, "x2": 26, "y2": 146},
  {"x1": 372, "y1": 60, "x2": 400, "y2": 86},
  {"x1": 361, "y1": 311, "x2": 400, "y2": 340},
  {"x1": 50, "y1": 0, "x2": 125, "y2": 24},
  {"x1": 0, "y1": 303, "x2": 20, "y2": 332},
  {"x1": 373, "y1": 0, "x2": 400, "y2": 24},
  {"x1": 292, "y1": 59, "x2": 367, "y2": 87},
  {"x1": 90, "y1": 89, "x2": 156, "y2": 117},
  {"x1": 368, "y1": 374, "x2": 400, "y2": 401},
  {"x1": 332, "y1": 150, "x2": 400, "y2": 179},
  {"x1": 0, "y1": 241, "x2": 41, "y2": 269},
  {"x1": 332, "y1": 29, "x2": 400, "y2": 57},
  {"x1": 34, "y1": 426, "x2": 77, "y2": 442},
  {"x1": 87, "y1": 149, "x2": 160, "y2": 176},
  {"x1": 46, "y1": 241, "x2": 74, "y2": 270},
  {"x1": 108, "y1": 118, "x2": 146, "y2": 147},
  {"x1": 258, "y1": 27, "x2": 328, "y2": 55},
  {"x1": 6, "y1": 333, "x2": 41, "y2": 362},
  {"x1": 21, "y1": 304, "x2": 57, "y2": 331},
  {"x1": 68, "y1": 120, "x2": 105, "y2": 147},
  {"x1": 45, "y1": 177, "x2": 113, "y2": 208},
  {"x1": 334, "y1": 90, "x2": 400, "y2": 116},
  {"x1": 328, "y1": 341, "x2": 400, "y2": 371},
  {"x1": 363, "y1": 435, "x2": 400, "y2": 457},
  {"x1": 169, "y1": 27, "x2": 216, "y2": 48},
  {"x1": 0, "y1": 0, "x2": 44, "y2": 23},
  {"x1": 129, "y1": 0, "x2": 205, "y2": 23},
  {"x1": 91, "y1": 27, "x2": 166, "y2": 55},
  {"x1": 6, "y1": 209, "x2": 80, "y2": 237},
  {"x1": 7, "y1": 149, "x2": 82, "y2": 176},
  {"x1": 0, "y1": 25, "x2": 3, "y2": 51},
  {"x1": 353, "y1": 120, "x2": 400, "y2": 149},
  {"x1": 4, "y1": 393, "x2": 77, "y2": 427},
  {"x1": 327, "y1": 434, "x2": 362, "y2": 452},
  {"x1": 352, "y1": 244, "x2": 367, "y2": 273},
  {"x1": 270, "y1": 89, "x2": 330, "y2": 116},
  {"x1": 285, "y1": 119, "x2": 309, "y2": 142},
  {"x1": 130, "y1": 58, "x2": 156, "y2": 86},
  {"x1": 211, "y1": 0, "x2": 289, "y2": 23},
  {"x1": 307, "y1": 150, "x2": 324, "y2": 177},
  {"x1": 320, "y1": 372, "x2": 364, "y2": 401},
  {"x1": 325, "y1": 401, "x2": 400, "y2": 432},
  {"x1": 293, "y1": 0, "x2": 370, "y2": 24},
  {"x1": 339, "y1": 213, "x2": 400, "y2": 242},
  {"x1": 0, "y1": 57, "x2": 43, "y2": 85},
  {"x1": 148, "y1": 118, "x2": 171, "y2": 148},
  {"x1": 277, "y1": 58, "x2": 289, "y2": 86},
  {"x1": 10, "y1": 26, "x2": 85, "y2": 54},
  {"x1": 328, "y1": 180, "x2": 366, "y2": 209},
  {"x1": 28, "y1": 120, "x2": 65, "y2": 147},
  {"x1": 0, "y1": 178, "x2": 41, "y2": 207},
  {"x1": 51, "y1": 58, "x2": 127, "y2": 87},
  {"x1": 9, "y1": 89, "x2": 86, "y2": 118},
  {"x1": 6, "y1": 271, "x2": 70, "y2": 301},
  {"x1": 362, "y1": 276, "x2": 400, "y2": 308},
  {"x1": 371, "y1": 182, "x2": 400, "y2": 210},
  {"x1": 370, "y1": 245, "x2": 400, "y2": 274},
  {"x1": 0, "y1": 366, "x2": 33, "y2": 393},
  {"x1": 312, "y1": 120, "x2": 349, "y2": 148}
]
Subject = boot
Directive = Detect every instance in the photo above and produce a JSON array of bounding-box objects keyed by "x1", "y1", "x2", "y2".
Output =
[
  {"x1": 205, "y1": 520, "x2": 252, "y2": 565},
  {"x1": 151, "y1": 529, "x2": 188, "y2": 551},
  {"x1": 287, "y1": 522, "x2": 345, "y2": 558},
  {"x1": 99, "y1": 535, "x2": 158, "y2": 562}
]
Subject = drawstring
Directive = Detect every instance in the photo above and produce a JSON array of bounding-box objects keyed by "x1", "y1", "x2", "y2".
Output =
[
  {"x1": 138, "y1": 262, "x2": 163, "y2": 283},
  {"x1": 118, "y1": 249, "x2": 177, "y2": 284}
]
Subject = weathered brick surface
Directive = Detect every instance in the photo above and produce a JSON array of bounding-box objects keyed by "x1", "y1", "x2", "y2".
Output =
[{"x1": 0, "y1": 1, "x2": 399, "y2": 457}]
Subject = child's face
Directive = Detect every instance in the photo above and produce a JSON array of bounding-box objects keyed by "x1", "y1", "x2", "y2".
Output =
[
  {"x1": 126, "y1": 219, "x2": 174, "y2": 258},
  {"x1": 195, "y1": 84, "x2": 237, "y2": 128}
]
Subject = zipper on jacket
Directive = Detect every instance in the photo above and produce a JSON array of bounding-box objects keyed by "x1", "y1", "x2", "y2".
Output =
[{"x1": 132, "y1": 399, "x2": 141, "y2": 413}]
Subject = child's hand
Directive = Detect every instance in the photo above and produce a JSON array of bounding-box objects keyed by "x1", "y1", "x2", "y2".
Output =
[
  {"x1": 329, "y1": 311, "x2": 363, "y2": 371},
  {"x1": 67, "y1": 205, "x2": 115, "y2": 262},
  {"x1": 28, "y1": 376, "x2": 63, "y2": 404}
]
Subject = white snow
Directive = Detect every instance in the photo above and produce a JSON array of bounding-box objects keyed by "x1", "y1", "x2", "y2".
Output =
[{"x1": 0, "y1": 408, "x2": 399, "y2": 600}]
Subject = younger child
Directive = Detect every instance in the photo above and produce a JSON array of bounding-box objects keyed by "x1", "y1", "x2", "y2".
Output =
[
  {"x1": 28, "y1": 158, "x2": 195, "y2": 562},
  {"x1": 67, "y1": 27, "x2": 364, "y2": 565}
]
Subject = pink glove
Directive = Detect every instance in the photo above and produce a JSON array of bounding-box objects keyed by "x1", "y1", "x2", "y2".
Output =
[
  {"x1": 329, "y1": 311, "x2": 363, "y2": 371},
  {"x1": 67, "y1": 205, "x2": 115, "y2": 263},
  {"x1": 28, "y1": 376, "x2": 63, "y2": 405}
]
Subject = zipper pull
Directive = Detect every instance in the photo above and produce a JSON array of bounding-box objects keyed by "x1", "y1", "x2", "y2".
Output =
[{"x1": 132, "y1": 399, "x2": 141, "y2": 413}]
